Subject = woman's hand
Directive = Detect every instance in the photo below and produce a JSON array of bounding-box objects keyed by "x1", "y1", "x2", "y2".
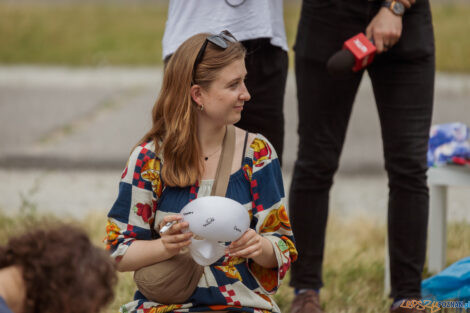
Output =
[
  {"x1": 159, "y1": 215, "x2": 193, "y2": 257},
  {"x1": 116, "y1": 215, "x2": 192, "y2": 272},
  {"x1": 366, "y1": 7, "x2": 403, "y2": 53},
  {"x1": 226, "y1": 229, "x2": 277, "y2": 268},
  {"x1": 226, "y1": 229, "x2": 263, "y2": 259}
]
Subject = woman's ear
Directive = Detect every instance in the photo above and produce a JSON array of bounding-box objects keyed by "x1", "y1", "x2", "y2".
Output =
[{"x1": 190, "y1": 85, "x2": 203, "y2": 106}]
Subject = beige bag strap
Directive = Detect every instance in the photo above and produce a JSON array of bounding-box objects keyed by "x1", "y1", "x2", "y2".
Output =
[{"x1": 211, "y1": 125, "x2": 235, "y2": 197}]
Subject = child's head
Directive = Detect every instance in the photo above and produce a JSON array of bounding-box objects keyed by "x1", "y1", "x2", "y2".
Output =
[{"x1": 0, "y1": 225, "x2": 117, "y2": 313}]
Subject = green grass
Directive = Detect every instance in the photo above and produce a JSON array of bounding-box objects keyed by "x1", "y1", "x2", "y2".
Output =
[
  {"x1": 0, "y1": 2, "x2": 469, "y2": 71},
  {"x1": 284, "y1": 2, "x2": 301, "y2": 69},
  {"x1": 2, "y1": 209, "x2": 469, "y2": 313},
  {"x1": 431, "y1": 3, "x2": 470, "y2": 73},
  {"x1": 0, "y1": 2, "x2": 167, "y2": 66}
]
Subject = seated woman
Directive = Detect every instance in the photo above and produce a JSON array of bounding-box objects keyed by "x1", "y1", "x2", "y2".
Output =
[{"x1": 105, "y1": 31, "x2": 297, "y2": 313}]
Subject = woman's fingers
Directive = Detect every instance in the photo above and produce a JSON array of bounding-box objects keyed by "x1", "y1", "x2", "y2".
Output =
[
  {"x1": 230, "y1": 229, "x2": 256, "y2": 246},
  {"x1": 226, "y1": 229, "x2": 261, "y2": 256},
  {"x1": 400, "y1": 0, "x2": 412, "y2": 8},
  {"x1": 228, "y1": 237, "x2": 257, "y2": 253},
  {"x1": 160, "y1": 215, "x2": 190, "y2": 235},
  {"x1": 161, "y1": 232, "x2": 193, "y2": 252},
  {"x1": 163, "y1": 239, "x2": 192, "y2": 250},
  {"x1": 162, "y1": 232, "x2": 193, "y2": 243},
  {"x1": 163, "y1": 221, "x2": 189, "y2": 235},
  {"x1": 229, "y1": 242, "x2": 262, "y2": 258},
  {"x1": 161, "y1": 214, "x2": 182, "y2": 225}
]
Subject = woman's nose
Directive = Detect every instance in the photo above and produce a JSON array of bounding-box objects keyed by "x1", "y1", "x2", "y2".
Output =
[{"x1": 240, "y1": 83, "x2": 251, "y2": 101}]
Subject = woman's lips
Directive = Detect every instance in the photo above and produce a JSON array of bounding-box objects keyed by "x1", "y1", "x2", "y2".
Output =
[{"x1": 234, "y1": 104, "x2": 244, "y2": 111}]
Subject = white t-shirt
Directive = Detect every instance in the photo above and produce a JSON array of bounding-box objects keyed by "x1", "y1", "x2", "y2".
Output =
[{"x1": 162, "y1": 0, "x2": 288, "y2": 59}]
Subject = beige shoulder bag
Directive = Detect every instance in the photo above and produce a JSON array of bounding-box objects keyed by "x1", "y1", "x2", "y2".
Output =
[{"x1": 134, "y1": 125, "x2": 236, "y2": 304}]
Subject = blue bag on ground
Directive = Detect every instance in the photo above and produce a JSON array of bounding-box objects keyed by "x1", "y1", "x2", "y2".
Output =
[
  {"x1": 422, "y1": 256, "x2": 470, "y2": 300},
  {"x1": 427, "y1": 122, "x2": 470, "y2": 167}
]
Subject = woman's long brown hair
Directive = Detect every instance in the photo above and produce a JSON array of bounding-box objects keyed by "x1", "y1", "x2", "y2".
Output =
[{"x1": 135, "y1": 33, "x2": 246, "y2": 187}]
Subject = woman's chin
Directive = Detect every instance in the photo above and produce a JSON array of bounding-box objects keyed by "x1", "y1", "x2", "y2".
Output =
[{"x1": 229, "y1": 114, "x2": 242, "y2": 125}]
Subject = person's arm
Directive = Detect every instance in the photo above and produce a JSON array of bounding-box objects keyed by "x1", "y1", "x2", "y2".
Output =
[
  {"x1": 115, "y1": 239, "x2": 170, "y2": 272},
  {"x1": 117, "y1": 215, "x2": 193, "y2": 271},
  {"x1": 105, "y1": 145, "x2": 192, "y2": 272}
]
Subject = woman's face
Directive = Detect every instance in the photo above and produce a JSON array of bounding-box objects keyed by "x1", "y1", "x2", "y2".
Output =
[{"x1": 198, "y1": 58, "x2": 250, "y2": 126}]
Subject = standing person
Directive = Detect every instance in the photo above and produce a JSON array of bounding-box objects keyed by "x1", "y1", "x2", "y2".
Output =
[
  {"x1": 162, "y1": 0, "x2": 288, "y2": 164},
  {"x1": 106, "y1": 31, "x2": 297, "y2": 313},
  {"x1": 288, "y1": 0, "x2": 434, "y2": 312},
  {"x1": 0, "y1": 225, "x2": 116, "y2": 313}
]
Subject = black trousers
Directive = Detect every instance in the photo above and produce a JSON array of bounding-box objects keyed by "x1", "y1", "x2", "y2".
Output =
[
  {"x1": 289, "y1": 0, "x2": 435, "y2": 299},
  {"x1": 235, "y1": 39, "x2": 288, "y2": 164}
]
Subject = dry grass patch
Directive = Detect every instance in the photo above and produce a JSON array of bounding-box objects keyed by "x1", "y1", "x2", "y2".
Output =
[{"x1": 1, "y1": 210, "x2": 469, "y2": 313}]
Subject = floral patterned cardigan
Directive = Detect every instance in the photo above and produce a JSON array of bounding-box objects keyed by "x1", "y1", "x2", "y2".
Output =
[{"x1": 106, "y1": 134, "x2": 297, "y2": 313}]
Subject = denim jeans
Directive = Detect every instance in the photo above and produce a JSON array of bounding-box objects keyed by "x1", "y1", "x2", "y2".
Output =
[{"x1": 289, "y1": 0, "x2": 435, "y2": 300}]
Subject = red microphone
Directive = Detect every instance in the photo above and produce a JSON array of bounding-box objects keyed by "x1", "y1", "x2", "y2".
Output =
[{"x1": 327, "y1": 33, "x2": 377, "y2": 76}]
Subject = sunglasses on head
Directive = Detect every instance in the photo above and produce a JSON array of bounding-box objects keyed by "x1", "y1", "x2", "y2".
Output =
[{"x1": 192, "y1": 30, "x2": 237, "y2": 81}]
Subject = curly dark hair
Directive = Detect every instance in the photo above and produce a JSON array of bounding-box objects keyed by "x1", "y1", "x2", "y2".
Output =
[{"x1": 0, "y1": 224, "x2": 117, "y2": 313}]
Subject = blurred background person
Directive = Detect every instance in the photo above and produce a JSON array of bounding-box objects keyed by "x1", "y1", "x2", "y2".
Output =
[
  {"x1": 0, "y1": 225, "x2": 117, "y2": 313},
  {"x1": 288, "y1": 0, "x2": 434, "y2": 312}
]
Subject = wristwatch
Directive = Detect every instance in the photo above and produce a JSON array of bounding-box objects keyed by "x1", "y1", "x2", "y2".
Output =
[{"x1": 382, "y1": 1, "x2": 405, "y2": 16}]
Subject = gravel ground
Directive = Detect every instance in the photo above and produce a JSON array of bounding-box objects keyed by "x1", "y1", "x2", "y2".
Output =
[
  {"x1": 2, "y1": 169, "x2": 469, "y2": 224},
  {"x1": 1, "y1": 66, "x2": 469, "y2": 224}
]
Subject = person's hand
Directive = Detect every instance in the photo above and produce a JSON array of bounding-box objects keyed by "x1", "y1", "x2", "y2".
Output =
[
  {"x1": 396, "y1": 0, "x2": 415, "y2": 9},
  {"x1": 226, "y1": 229, "x2": 263, "y2": 259},
  {"x1": 159, "y1": 215, "x2": 193, "y2": 257},
  {"x1": 366, "y1": 7, "x2": 403, "y2": 53}
]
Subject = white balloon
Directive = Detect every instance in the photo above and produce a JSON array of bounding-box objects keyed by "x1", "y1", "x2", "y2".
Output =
[
  {"x1": 181, "y1": 196, "x2": 250, "y2": 242},
  {"x1": 180, "y1": 196, "x2": 250, "y2": 266}
]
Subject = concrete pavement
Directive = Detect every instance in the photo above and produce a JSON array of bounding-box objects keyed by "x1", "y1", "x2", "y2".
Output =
[{"x1": 0, "y1": 66, "x2": 469, "y2": 221}]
